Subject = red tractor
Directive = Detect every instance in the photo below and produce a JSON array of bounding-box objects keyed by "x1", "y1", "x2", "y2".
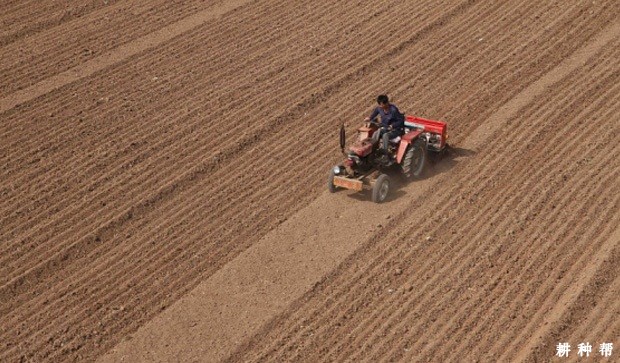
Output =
[{"x1": 328, "y1": 116, "x2": 448, "y2": 203}]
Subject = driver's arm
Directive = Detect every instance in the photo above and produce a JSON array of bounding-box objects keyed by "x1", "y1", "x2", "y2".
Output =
[{"x1": 365, "y1": 107, "x2": 379, "y2": 122}]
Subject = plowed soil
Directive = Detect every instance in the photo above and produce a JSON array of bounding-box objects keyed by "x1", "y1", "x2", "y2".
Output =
[{"x1": 1, "y1": 1, "x2": 618, "y2": 362}]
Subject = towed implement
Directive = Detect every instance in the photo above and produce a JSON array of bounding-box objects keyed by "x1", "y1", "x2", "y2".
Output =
[{"x1": 328, "y1": 116, "x2": 448, "y2": 203}]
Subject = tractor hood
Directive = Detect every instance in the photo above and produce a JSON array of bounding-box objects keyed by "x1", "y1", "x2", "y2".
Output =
[{"x1": 348, "y1": 138, "x2": 374, "y2": 157}]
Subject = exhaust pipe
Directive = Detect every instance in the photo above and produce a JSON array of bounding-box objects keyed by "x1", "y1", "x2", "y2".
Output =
[{"x1": 340, "y1": 123, "x2": 346, "y2": 155}]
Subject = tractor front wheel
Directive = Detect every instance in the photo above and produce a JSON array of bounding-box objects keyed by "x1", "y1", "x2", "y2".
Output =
[
  {"x1": 372, "y1": 174, "x2": 390, "y2": 203},
  {"x1": 401, "y1": 139, "x2": 426, "y2": 179},
  {"x1": 328, "y1": 168, "x2": 338, "y2": 193}
]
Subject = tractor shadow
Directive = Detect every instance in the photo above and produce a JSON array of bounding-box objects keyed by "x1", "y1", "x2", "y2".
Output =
[
  {"x1": 346, "y1": 188, "x2": 407, "y2": 204},
  {"x1": 421, "y1": 145, "x2": 476, "y2": 180}
]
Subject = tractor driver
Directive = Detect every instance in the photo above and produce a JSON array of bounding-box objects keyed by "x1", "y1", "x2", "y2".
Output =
[{"x1": 364, "y1": 94, "x2": 405, "y2": 152}]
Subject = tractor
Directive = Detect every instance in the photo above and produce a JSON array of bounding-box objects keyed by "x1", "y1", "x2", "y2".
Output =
[{"x1": 328, "y1": 115, "x2": 448, "y2": 203}]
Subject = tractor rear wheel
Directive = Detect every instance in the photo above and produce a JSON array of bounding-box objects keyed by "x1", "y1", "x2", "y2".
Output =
[
  {"x1": 401, "y1": 138, "x2": 426, "y2": 179},
  {"x1": 372, "y1": 174, "x2": 390, "y2": 203}
]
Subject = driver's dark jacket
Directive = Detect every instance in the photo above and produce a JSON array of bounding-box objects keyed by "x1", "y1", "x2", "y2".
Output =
[{"x1": 368, "y1": 104, "x2": 405, "y2": 130}]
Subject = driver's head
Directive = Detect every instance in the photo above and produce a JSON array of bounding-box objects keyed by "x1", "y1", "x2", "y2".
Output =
[{"x1": 377, "y1": 94, "x2": 389, "y2": 110}]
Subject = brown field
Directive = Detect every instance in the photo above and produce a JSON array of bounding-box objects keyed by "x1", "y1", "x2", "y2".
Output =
[{"x1": 1, "y1": 0, "x2": 618, "y2": 362}]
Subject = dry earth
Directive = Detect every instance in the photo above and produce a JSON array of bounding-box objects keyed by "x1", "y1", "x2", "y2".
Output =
[{"x1": 1, "y1": 0, "x2": 618, "y2": 362}]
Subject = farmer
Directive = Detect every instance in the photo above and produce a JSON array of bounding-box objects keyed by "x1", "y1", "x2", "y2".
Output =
[{"x1": 364, "y1": 94, "x2": 405, "y2": 151}]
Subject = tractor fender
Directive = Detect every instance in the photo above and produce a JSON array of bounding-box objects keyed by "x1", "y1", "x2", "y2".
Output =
[{"x1": 396, "y1": 129, "x2": 423, "y2": 164}]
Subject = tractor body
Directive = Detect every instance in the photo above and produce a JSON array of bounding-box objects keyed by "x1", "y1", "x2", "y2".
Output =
[{"x1": 329, "y1": 115, "x2": 448, "y2": 203}]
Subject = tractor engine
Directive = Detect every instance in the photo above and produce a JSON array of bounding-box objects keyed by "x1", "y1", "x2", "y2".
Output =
[
  {"x1": 343, "y1": 153, "x2": 365, "y2": 175},
  {"x1": 340, "y1": 124, "x2": 382, "y2": 176},
  {"x1": 343, "y1": 139, "x2": 375, "y2": 175}
]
